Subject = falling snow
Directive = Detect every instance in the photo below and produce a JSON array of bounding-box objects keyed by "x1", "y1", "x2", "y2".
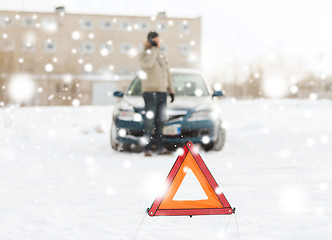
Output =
[
  {"x1": 44, "y1": 63, "x2": 54, "y2": 72},
  {"x1": 100, "y1": 48, "x2": 109, "y2": 56},
  {"x1": 0, "y1": 99, "x2": 331, "y2": 240},
  {"x1": 71, "y1": 31, "x2": 80, "y2": 40},
  {"x1": 146, "y1": 110, "x2": 154, "y2": 119},
  {"x1": 8, "y1": 74, "x2": 35, "y2": 103},
  {"x1": 72, "y1": 98, "x2": 80, "y2": 107},
  {"x1": 84, "y1": 63, "x2": 93, "y2": 72}
]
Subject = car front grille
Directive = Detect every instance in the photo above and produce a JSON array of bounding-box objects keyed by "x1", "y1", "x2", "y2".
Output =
[
  {"x1": 125, "y1": 128, "x2": 211, "y2": 139},
  {"x1": 127, "y1": 129, "x2": 144, "y2": 137},
  {"x1": 164, "y1": 128, "x2": 212, "y2": 139}
]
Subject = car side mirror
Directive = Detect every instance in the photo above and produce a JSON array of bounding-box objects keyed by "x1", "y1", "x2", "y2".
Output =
[
  {"x1": 114, "y1": 91, "x2": 124, "y2": 98},
  {"x1": 212, "y1": 90, "x2": 224, "y2": 97}
]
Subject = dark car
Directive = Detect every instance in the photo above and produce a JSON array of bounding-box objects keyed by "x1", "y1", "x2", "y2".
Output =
[{"x1": 111, "y1": 68, "x2": 225, "y2": 152}]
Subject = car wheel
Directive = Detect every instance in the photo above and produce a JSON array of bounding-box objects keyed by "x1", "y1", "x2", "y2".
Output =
[
  {"x1": 110, "y1": 123, "x2": 131, "y2": 152},
  {"x1": 165, "y1": 143, "x2": 177, "y2": 152},
  {"x1": 202, "y1": 126, "x2": 226, "y2": 151},
  {"x1": 110, "y1": 123, "x2": 119, "y2": 150},
  {"x1": 202, "y1": 142, "x2": 213, "y2": 151},
  {"x1": 213, "y1": 126, "x2": 226, "y2": 151}
]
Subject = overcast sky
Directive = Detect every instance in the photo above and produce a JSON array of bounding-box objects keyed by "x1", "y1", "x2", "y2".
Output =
[{"x1": 3, "y1": 0, "x2": 332, "y2": 75}]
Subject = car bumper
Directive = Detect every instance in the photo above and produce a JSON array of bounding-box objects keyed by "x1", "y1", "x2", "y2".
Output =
[{"x1": 114, "y1": 118, "x2": 221, "y2": 146}]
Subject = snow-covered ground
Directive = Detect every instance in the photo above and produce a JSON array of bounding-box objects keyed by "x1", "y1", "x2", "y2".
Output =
[{"x1": 0, "y1": 99, "x2": 331, "y2": 240}]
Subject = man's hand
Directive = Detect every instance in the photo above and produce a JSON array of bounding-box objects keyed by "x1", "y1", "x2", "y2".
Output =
[{"x1": 169, "y1": 93, "x2": 175, "y2": 103}]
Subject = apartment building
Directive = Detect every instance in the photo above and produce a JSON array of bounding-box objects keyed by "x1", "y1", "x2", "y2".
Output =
[{"x1": 0, "y1": 8, "x2": 201, "y2": 105}]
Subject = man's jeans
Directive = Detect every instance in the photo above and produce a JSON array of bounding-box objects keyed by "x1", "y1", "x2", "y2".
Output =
[{"x1": 143, "y1": 92, "x2": 167, "y2": 151}]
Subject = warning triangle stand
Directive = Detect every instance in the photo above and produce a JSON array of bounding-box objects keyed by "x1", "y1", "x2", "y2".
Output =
[{"x1": 147, "y1": 141, "x2": 234, "y2": 217}]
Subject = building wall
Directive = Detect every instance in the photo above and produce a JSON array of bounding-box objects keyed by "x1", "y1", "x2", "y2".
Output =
[{"x1": 0, "y1": 10, "x2": 201, "y2": 105}]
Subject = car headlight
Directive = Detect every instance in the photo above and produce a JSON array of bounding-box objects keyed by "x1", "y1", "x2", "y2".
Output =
[
  {"x1": 188, "y1": 110, "x2": 211, "y2": 121},
  {"x1": 188, "y1": 106, "x2": 221, "y2": 121},
  {"x1": 117, "y1": 102, "x2": 143, "y2": 122},
  {"x1": 118, "y1": 111, "x2": 143, "y2": 122}
]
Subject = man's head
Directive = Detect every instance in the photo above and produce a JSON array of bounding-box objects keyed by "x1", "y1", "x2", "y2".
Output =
[{"x1": 147, "y1": 31, "x2": 159, "y2": 47}]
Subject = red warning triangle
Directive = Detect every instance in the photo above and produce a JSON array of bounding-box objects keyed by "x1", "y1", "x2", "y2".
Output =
[{"x1": 148, "y1": 141, "x2": 234, "y2": 216}]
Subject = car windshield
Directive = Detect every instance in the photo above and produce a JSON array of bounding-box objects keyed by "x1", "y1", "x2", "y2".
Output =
[{"x1": 126, "y1": 73, "x2": 210, "y2": 96}]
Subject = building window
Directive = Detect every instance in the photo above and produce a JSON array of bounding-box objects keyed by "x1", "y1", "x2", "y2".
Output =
[
  {"x1": 100, "y1": 20, "x2": 112, "y2": 30},
  {"x1": 41, "y1": 17, "x2": 58, "y2": 32},
  {"x1": 0, "y1": 16, "x2": 12, "y2": 27},
  {"x1": 1, "y1": 40, "x2": 15, "y2": 52},
  {"x1": 55, "y1": 82, "x2": 77, "y2": 97},
  {"x1": 119, "y1": 21, "x2": 132, "y2": 31},
  {"x1": 120, "y1": 43, "x2": 132, "y2": 54},
  {"x1": 179, "y1": 43, "x2": 191, "y2": 55},
  {"x1": 22, "y1": 42, "x2": 35, "y2": 52},
  {"x1": 80, "y1": 19, "x2": 93, "y2": 30},
  {"x1": 119, "y1": 67, "x2": 131, "y2": 74},
  {"x1": 179, "y1": 21, "x2": 190, "y2": 34},
  {"x1": 43, "y1": 40, "x2": 57, "y2": 53},
  {"x1": 100, "y1": 41, "x2": 114, "y2": 54},
  {"x1": 137, "y1": 43, "x2": 144, "y2": 53},
  {"x1": 21, "y1": 17, "x2": 36, "y2": 27},
  {"x1": 81, "y1": 41, "x2": 95, "y2": 54},
  {"x1": 156, "y1": 22, "x2": 167, "y2": 32},
  {"x1": 136, "y1": 22, "x2": 149, "y2": 32},
  {"x1": 160, "y1": 44, "x2": 169, "y2": 55}
]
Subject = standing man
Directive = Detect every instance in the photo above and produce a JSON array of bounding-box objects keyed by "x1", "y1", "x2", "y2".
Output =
[{"x1": 139, "y1": 31, "x2": 175, "y2": 156}]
